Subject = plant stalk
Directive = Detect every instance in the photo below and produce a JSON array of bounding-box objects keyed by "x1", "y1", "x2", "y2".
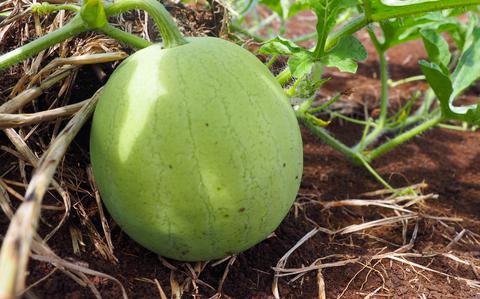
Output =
[
  {"x1": 105, "y1": 0, "x2": 187, "y2": 48},
  {"x1": 297, "y1": 111, "x2": 362, "y2": 164},
  {"x1": 366, "y1": 114, "x2": 443, "y2": 161},
  {"x1": 356, "y1": 155, "x2": 393, "y2": 190},
  {"x1": 275, "y1": 16, "x2": 369, "y2": 86},
  {"x1": 354, "y1": 37, "x2": 388, "y2": 151},
  {"x1": 0, "y1": 15, "x2": 88, "y2": 71},
  {"x1": 368, "y1": 0, "x2": 480, "y2": 22},
  {"x1": 414, "y1": 89, "x2": 436, "y2": 117},
  {"x1": 377, "y1": 49, "x2": 389, "y2": 125},
  {"x1": 99, "y1": 24, "x2": 153, "y2": 49},
  {"x1": 276, "y1": 68, "x2": 292, "y2": 86}
]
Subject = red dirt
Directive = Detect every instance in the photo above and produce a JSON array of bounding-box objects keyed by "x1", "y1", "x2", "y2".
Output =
[
  {"x1": 1, "y1": 4, "x2": 480, "y2": 299},
  {"x1": 20, "y1": 108, "x2": 480, "y2": 299}
]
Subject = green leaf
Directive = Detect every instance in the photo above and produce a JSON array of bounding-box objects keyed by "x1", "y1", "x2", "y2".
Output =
[
  {"x1": 259, "y1": 36, "x2": 304, "y2": 55},
  {"x1": 259, "y1": 0, "x2": 283, "y2": 18},
  {"x1": 288, "y1": 51, "x2": 315, "y2": 78},
  {"x1": 302, "y1": 0, "x2": 359, "y2": 57},
  {"x1": 259, "y1": 0, "x2": 296, "y2": 19},
  {"x1": 452, "y1": 28, "x2": 480, "y2": 99},
  {"x1": 421, "y1": 29, "x2": 451, "y2": 68},
  {"x1": 419, "y1": 60, "x2": 453, "y2": 116},
  {"x1": 321, "y1": 35, "x2": 367, "y2": 73},
  {"x1": 380, "y1": 12, "x2": 458, "y2": 49},
  {"x1": 457, "y1": 13, "x2": 478, "y2": 55},
  {"x1": 259, "y1": 37, "x2": 317, "y2": 78},
  {"x1": 322, "y1": 56, "x2": 357, "y2": 73},
  {"x1": 258, "y1": 0, "x2": 311, "y2": 19},
  {"x1": 330, "y1": 35, "x2": 367, "y2": 61},
  {"x1": 464, "y1": 14, "x2": 479, "y2": 49},
  {"x1": 420, "y1": 28, "x2": 480, "y2": 125},
  {"x1": 398, "y1": 13, "x2": 457, "y2": 40},
  {"x1": 288, "y1": 2, "x2": 310, "y2": 18},
  {"x1": 80, "y1": 0, "x2": 107, "y2": 28}
]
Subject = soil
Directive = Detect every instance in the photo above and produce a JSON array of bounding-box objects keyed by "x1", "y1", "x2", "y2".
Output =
[{"x1": 1, "y1": 2, "x2": 480, "y2": 299}]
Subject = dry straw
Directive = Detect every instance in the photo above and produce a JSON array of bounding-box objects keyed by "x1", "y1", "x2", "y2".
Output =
[{"x1": 0, "y1": 2, "x2": 130, "y2": 297}]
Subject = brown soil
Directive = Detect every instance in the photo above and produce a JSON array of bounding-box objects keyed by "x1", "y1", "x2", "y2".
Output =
[{"x1": 1, "y1": 3, "x2": 480, "y2": 299}]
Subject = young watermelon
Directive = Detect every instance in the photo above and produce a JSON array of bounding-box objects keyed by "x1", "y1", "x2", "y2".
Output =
[{"x1": 90, "y1": 37, "x2": 303, "y2": 261}]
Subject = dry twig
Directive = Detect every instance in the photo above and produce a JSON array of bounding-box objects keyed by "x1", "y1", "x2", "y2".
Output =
[{"x1": 0, "y1": 89, "x2": 101, "y2": 298}]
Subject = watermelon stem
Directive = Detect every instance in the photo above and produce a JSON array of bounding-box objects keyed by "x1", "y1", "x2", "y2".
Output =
[
  {"x1": 0, "y1": 15, "x2": 89, "y2": 71},
  {"x1": 0, "y1": 0, "x2": 187, "y2": 71},
  {"x1": 105, "y1": 0, "x2": 188, "y2": 49}
]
